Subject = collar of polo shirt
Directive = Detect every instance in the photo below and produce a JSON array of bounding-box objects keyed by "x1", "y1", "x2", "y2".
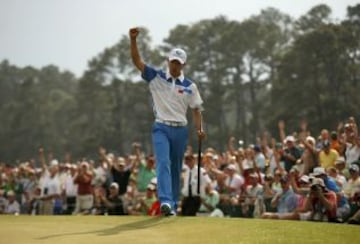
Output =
[{"x1": 166, "y1": 69, "x2": 185, "y2": 82}]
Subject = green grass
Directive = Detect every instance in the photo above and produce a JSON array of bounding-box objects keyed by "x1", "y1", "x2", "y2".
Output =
[{"x1": 0, "y1": 216, "x2": 358, "y2": 244}]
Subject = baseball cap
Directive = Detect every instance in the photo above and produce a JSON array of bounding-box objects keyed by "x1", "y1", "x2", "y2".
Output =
[
  {"x1": 285, "y1": 135, "x2": 295, "y2": 143},
  {"x1": 243, "y1": 162, "x2": 254, "y2": 170},
  {"x1": 345, "y1": 123, "x2": 351, "y2": 129},
  {"x1": 226, "y1": 164, "x2": 236, "y2": 171},
  {"x1": 249, "y1": 173, "x2": 258, "y2": 178},
  {"x1": 50, "y1": 159, "x2": 59, "y2": 167},
  {"x1": 168, "y1": 48, "x2": 187, "y2": 64},
  {"x1": 147, "y1": 184, "x2": 156, "y2": 191},
  {"x1": 306, "y1": 136, "x2": 316, "y2": 145},
  {"x1": 80, "y1": 161, "x2": 89, "y2": 169},
  {"x1": 150, "y1": 177, "x2": 157, "y2": 186},
  {"x1": 311, "y1": 178, "x2": 326, "y2": 188},
  {"x1": 312, "y1": 167, "x2": 326, "y2": 177},
  {"x1": 335, "y1": 156, "x2": 346, "y2": 165},
  {"x1": 349, "y1": 164, "x2": 360, "y2": 173},
  {"x1": 110, "y1": 182, "x2": 119, "y2": 189},
  {"x1": 299, "y1": 175, "x2": 310, "y2": 184}
]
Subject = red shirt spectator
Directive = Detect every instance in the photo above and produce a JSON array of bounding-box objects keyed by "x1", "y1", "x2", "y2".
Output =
[{"x1": 74, "y1": 163, "x2": 93, "y2": 195}]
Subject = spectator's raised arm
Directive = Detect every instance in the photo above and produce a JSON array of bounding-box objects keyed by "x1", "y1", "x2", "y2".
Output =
[{"x1": 38, "y1": 147, "x2": 47, "y2": 172}]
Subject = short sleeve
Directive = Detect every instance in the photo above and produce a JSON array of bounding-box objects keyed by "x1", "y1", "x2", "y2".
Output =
[
  {"x1": 141, "y1": 65, "x2": 158, "y2": 82},
  {"x1": 189, "y1": 83, "x2": 204, "y2": 111}
]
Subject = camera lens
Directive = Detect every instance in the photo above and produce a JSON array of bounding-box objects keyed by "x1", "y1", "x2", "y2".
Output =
[{"x1": 310, "y1": 185, "x2": 318, "y2": 191}]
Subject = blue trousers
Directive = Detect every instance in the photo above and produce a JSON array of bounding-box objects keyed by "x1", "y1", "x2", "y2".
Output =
[{"x1": 152, "y1": 122, "x2": 188, "y2": 211}]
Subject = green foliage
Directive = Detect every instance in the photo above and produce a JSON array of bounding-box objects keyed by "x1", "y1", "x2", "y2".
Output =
[{"x1": 1, "y1": 3, "x2": 359, "y2": 162}]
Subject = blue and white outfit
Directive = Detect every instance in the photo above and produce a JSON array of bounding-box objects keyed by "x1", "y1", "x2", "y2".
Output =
[{"x1": 141, "y1": 65, "x2": 204, "y2": 212}]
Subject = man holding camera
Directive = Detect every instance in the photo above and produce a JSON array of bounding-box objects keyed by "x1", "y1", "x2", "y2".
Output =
[{"x1": 303, "y1": 178, "x2": 337, "y2": 222}]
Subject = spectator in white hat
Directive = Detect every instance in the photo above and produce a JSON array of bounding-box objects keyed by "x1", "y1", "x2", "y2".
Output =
[
  {"x1": 224, "y1": 164, "x2": 244, "y2": 197},
  {"x1": 98, "y1": 182, "x2": 125, "y2": 215},
  {"x1": 311, "y1": 167, "x2": 350, "y2": 222},
  {"x1": 335, "y1": 156, "x2": 350, "y2": 179},
  {"x1": 73, "y1": 161, "x2": 93, "y2": 214},
  {"x1": 136, "y1": 183, "x2": 157, "y2": 215},
  {"x1": 303, "y1": 178, "x2": 337, "y2": 222},
  {"x1": 344, "y1": 164, "x2": 360, "y2": 200},
  {"x1": 38, "y1": 148, "x2": 61, "y2": 215},
  {"x1": 4, "y1": 190, "x2": 20, "y2": 215},
  {"x1": 280, "y1": 135, "x2": 302, "y2": 173}
]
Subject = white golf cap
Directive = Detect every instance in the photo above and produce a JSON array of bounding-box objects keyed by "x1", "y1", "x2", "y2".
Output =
[
  {"x1": 299, "y1": 175, "x2": 310, "y2": 184},
  {"x1": 285, "y1": 135, "x2": 296, "y2": 142},
  {"x1": 50, "y1": 159, "x2": 59, "y2": 167},
  {"x1": 335, "y1": 156, "x2": 346, "y2": 164},
  {"x1": 226, "y1": 164, "x2": 236, "y2": 171},
  {"x1": 110, "y1": 182, "x2": 119, "y2": 189},
  {"x1": 168, "y1": 48, "x2": 187, "y2": 64},
  {"x1": 311, "y1": 167, "x2": 326, "y2": 176}
]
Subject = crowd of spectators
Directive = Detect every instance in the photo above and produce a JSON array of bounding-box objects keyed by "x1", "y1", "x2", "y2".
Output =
[{"x1": 1, "y1": 117, "x2": 360, "y2": 225}]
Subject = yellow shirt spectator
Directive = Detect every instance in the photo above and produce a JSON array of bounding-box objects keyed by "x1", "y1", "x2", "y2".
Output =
[{"x1": 319, "y1": 140, "x2": 339, "y2": 169}]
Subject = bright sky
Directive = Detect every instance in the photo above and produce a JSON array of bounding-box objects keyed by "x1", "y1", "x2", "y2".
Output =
[{"x1": 0, "y1": 0, "x2": 358, "y2": 77}]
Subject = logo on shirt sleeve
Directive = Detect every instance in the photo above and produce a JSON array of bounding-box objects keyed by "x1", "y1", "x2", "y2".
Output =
[{"x1": 177, "y1": 87, "x2": 192, "y2": 95}]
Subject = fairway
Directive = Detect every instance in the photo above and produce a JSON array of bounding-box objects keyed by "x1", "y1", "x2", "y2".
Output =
[{"x1": 0, "y1": 216, "x2": 359, "y2": 244}]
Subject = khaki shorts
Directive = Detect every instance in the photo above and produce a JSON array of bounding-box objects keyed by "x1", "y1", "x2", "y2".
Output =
[
  {"x1": 40, "y1": 200, "x2": 54, "y2": 215},
  {"x1": 75, "y1": 194, "x2": 93, "y2": 213}
]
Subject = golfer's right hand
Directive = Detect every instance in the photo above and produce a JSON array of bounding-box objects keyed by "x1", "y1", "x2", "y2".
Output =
[
  {"x1": 197, "y1": 130, "x2": 206, "y2": 140},
  {"x1": 129, "y1": 27, "x2": 139, "y2": 39}
]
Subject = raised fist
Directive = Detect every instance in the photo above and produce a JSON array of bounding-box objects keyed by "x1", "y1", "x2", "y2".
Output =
[{"x1": 129, "y1": 27, "x2": 139, "y2": 39}]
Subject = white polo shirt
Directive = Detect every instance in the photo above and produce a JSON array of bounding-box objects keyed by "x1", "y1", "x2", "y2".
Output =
[
  {"x1": 226, "y1": 173, "x2": 245, "y2": 195},
  {"x1": 181, "y1": 164, "x2": 211, "y2": 197},
  {"x1": 40, "y1": 170, "x2": 61, "y2": 197},
  {"x1": 345, "y1": 143, "x2": 360, "y2": 166},
  {"x1": 142, "y1": 65, "x2": 204, "y2": 124}
]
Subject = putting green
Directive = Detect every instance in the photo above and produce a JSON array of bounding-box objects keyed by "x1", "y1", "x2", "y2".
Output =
[{"x1": 0, "y1": 216, "x2": 358, "y2": 244}]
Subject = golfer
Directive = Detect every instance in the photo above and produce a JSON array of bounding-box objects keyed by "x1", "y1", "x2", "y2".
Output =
[{"x1": 129, "y1": 27, "x2": 205, "y2": 216}]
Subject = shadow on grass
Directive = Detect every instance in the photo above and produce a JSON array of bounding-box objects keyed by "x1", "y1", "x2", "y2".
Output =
[{"x1": 37, "y1": 216, "x2": 177, "y2": 240}]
